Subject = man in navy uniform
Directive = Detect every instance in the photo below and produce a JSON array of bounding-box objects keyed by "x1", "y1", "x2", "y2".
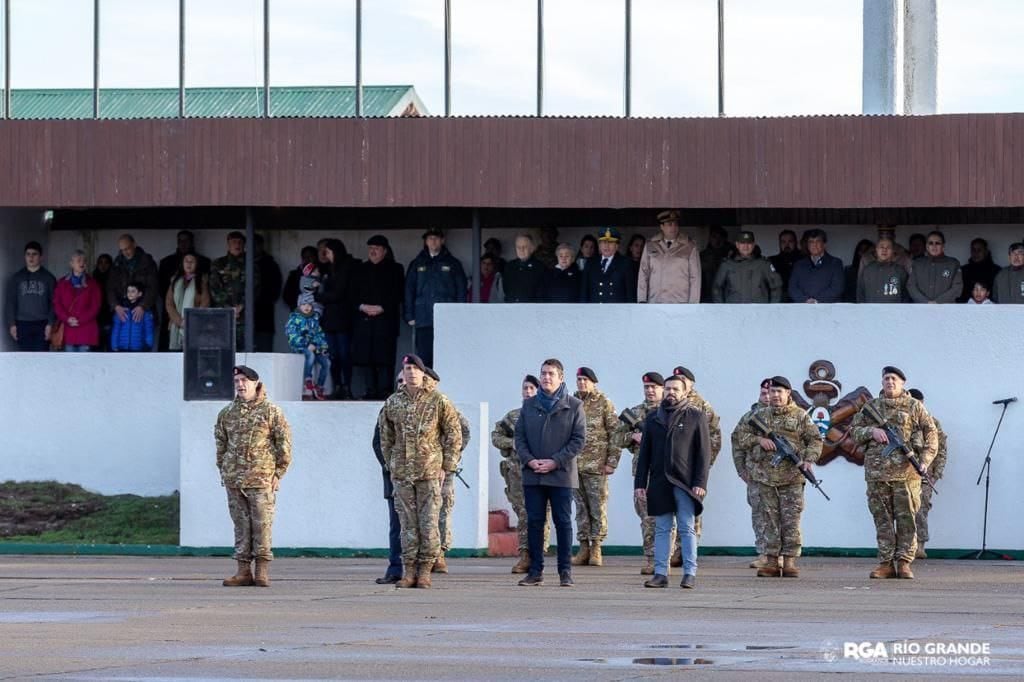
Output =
[{"x1": 581, "y1": 228, "x2": 636, "y2": 303}]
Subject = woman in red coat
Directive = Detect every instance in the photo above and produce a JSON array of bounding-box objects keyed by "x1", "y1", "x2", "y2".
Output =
[{"x1": 53, "y1": 250, "x2": 103, "y2": 351}]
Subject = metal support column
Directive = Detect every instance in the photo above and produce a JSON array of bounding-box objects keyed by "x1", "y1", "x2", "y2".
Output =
[
  {"x1": 444, "y1": 0, "x2": 451, "y2": 116},
  {"x1": 93, "y1": 0, "x2": 100, "y2": 118},
  {"x1": 624, "y1": 0, "x2": 631, "y2": 117},
  {"x1": 178, "y1": 0, "x2": 185, "y2": 117},
  {"x1": 717, "y1": 0, "x2": 725, "y2": 116},
  {"x1": 536, "y1": 0, "x2": 543, "y2": 116},
  {"x1": 355, "y1": 0, "x2": 363, "y2": 116},
  {"x1": 4, "y1": 0, "x2": 11, "y2": 119},
  {"x1": 244, "y1": 209, "x2": 255, "y2": 354},
  {"x1": 262, "y1": 0, "x2": 270, "y2": 117},
  {"x1": 471, "y1": 209, "x2": 481, "y2": 303}
]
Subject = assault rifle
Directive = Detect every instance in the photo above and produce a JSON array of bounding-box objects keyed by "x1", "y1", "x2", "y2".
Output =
[
  {"x1": 863, "y1": 404, "x2": 937, "y2": 494},
  {"x1": 618, "y1": 406, "x2": 645, "y2": 432},
  {"x1": 748, "y1": 414, "x2": 831, "y2": 501}
]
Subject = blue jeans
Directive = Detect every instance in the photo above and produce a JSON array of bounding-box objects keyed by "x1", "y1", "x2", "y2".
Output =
[
  {"x1": 654, "y1": 487, "x2": 698, "y2": 576},
  {"x1": 64, "y1": 344, "x2": 91, "y2": 352},
  {"x1": 302, "y1": 349, "x2": 332, "y2": 386},
  {"x1": 524, "y1": 484, "x2": 574, "y2": 576}
]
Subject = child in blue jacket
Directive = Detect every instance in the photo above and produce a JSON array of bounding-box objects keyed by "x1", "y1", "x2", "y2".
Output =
[
  {"x1": 286, "y1": 293, "x2": 331, "y2": 399},
  {"x1": 111, "y1": 283, "x2": 154, "y2": 352}
]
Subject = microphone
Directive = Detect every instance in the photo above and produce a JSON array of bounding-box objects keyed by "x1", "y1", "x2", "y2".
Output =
[{"x1": 992, "y1": 397, "x2": 1018, "y2": 405}]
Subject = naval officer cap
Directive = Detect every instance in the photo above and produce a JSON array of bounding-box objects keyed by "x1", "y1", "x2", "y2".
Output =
[
  {"x1": 597, "y1": 227, "x2": 621, "y2": 243},
  {"x1": 657, "y1": 210, "x2": 681, "y2": 224}
]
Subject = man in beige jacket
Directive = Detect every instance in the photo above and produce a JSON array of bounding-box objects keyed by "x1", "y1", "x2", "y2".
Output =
[{"x1": 638, "y1": 210, "x2": 702, "y2": 303}]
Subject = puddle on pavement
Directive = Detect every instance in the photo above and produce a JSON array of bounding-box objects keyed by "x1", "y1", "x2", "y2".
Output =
[
  {"x1": 580, "y1": 657, "x2": 718, "y2": 666},
  {"x1": 649, "y1": 643, "x2": 798, "y2": 652},
  {"x1": 0, "y1": 611, "x2": 126, "y2": 623}
]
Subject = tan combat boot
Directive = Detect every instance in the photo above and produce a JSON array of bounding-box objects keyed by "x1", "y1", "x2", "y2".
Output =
[
  {"x1": 222, "y1": 560, "x2": 254, "y2": 587},
  {"x1": 749, "y1": 555, "x2": 769, "y2": 569},
  {"x1": 432, "y1": 555, "x2": 448, "y2": 574},
  {"x1": 915, "y1": 545, "x2": 927, "y2": 559},
  {"x1": 641, "y1": 556, "x2": 655, "y2": 575},
  {"x1": 416, "y1": 562, "x2": 433, "y2": 588},
  {"x1": 896, "y1": 560, "x2": 914, "y2": 579},
  {"x1": 588, "y1": 542, "x2": 603, "y2": 567},
  {"x1": 781, "y1": 556, "x2": 799, "y2": 578},
  {"x1": 511, "y1": 551, "x2": 531, "y2": 574},
  {"x1": 756, "y1": 555, "x2": 781, "y2": 577},
  {"x1": 394, "y1": 563, "x2": 418, "y2": 588},
  {"x1": 253, "y1": 559, "x2": 270, "y2": 587},
  {"x1": 571, "y1": 542, "x2": 591, "y2": 566},
  {"x1": 869, "y1": 561, "x2": 897, "y2": 579}
]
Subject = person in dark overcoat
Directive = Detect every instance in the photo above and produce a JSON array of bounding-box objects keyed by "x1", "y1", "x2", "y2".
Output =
[{"x1": 351, "y1": 235, "x2": 405, "y2": 400}]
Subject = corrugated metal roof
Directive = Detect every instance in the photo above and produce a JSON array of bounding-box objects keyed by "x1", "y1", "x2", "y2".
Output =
[{"x1": 3, "y1": 86, "x2": 418, "y2": 119}]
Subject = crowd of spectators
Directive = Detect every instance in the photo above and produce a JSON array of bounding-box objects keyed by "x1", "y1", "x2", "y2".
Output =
[{"x1": 6, "y1": 216, "x2": 1024, "y2": 399}]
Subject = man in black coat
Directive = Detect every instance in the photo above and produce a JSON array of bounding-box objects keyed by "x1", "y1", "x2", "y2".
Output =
[
  {"x1": 513, "y1": 358, "x2": 586, "y2": 587},
  {"x1": 502, "y1": 234, "x2": 546, "y2": 303},
  {"x1": 351, "y1": 235, "x2": 405, "y2": 400},
  {"x1": 634, "y1": 374, "x2": 711, "y2": 589},
  {"x1": 581, "y1": 228, "x2": 636, "y2": 303},
  {"x1": 253, "y1": 234, "x2": 283, "y2": 352},
  {"x1": 404, "y1": 229, "x2": 467, "y2": 367}
]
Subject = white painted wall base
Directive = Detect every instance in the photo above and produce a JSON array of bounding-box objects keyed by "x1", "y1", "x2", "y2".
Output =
[
  {"x1": 0, "y1": 353, "x2": 302, "y2": 496},
  {"x1": 434, "y1": 303, "x2": 1024, "y2": 550},
  {"x1": 179, "y1": 401, "x2": 489, "y2": 550}
]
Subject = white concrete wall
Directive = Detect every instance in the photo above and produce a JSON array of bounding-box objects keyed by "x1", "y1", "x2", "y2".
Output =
[
  {"x1": 0, "y1": 353, "x2": 302, "y2": 496},
  {"x1": 434, "y1": 303, "x2": 1024, "y2": 550},
  {"x1": 179, "y1": 401, "x2": 489, "y2": 550}
]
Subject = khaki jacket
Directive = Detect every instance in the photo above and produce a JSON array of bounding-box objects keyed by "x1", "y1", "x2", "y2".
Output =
[{"x1": 638, "y1": 233, "x2": 701, "y2": 303}]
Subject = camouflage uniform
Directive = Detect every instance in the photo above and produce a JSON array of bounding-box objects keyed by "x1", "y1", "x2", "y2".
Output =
[
  {"x1": 916, "y1": 417, "x2": 946, "y2": 544},
  {"x1": 735, "y1": 400, "x2": 822, "y2": 557},
  {"x1": 209, "y1": 253, "x2": 261, "y2": 350},
  {"x1": 611, "y1": 400, "x2": 659, "y2": 559},
  {"x1": 438, "y1": 412, "x2": 471, "y2": 552},
  {"x1": 573, "y1": 389, "x2": 620, "y2": 543},
  {"x1": 732, "y1": 402, "x2": 767, "y2": 555},
  {"x1": 214, "y1": 385, "x2": 292, "y2": 562},
  {"x1": 851, "y1": 392, "x2": 938, "y2": 563},
  {"x1": 379, "y1": 377, "x2": 463, "y2": 566},
  {"x1": 681, "y1": 390, "x2": 722, "y2": 541},
  {"x1": 491, "y1": 409, "x2": 550, "y2": 552}
]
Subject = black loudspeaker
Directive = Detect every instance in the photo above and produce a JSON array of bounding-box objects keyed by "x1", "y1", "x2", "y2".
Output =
[{"x1": 183, "y1": 308, "x2": 236, "y2": 401}]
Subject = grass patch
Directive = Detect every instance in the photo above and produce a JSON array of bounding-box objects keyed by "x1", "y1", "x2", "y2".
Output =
[{"x1": 0, "y1": 481, "x2": 179, "y2": 545}]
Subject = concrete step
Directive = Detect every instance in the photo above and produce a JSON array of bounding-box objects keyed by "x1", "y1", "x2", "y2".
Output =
[
  {"x1": 488, "y1": 530, "x2": 519, "y2": 558},
  {"x1": 488, "y1": 510, "x2": 511, "y2": 534}
]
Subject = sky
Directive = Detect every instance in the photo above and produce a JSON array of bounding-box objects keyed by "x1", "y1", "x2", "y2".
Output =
[{"x1": 1, "y1": 0, "x2": 1022, "y2": 116}]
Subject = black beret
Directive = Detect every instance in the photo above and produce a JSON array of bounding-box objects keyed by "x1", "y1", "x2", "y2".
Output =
[
  {"x1": 523, "y1": 374, "x2": 540, "y2": 389},
  {"x1": 642, "y1": 371, "x2": 665, "y2": 386},
  {"x1": 367, "y1": 234, "x2": 390, "y2": 248},
  {"x1": 760, "y1": 377, "x2": 772, "y2": 389},
  {"x1": 882, "y1": 365, "x2": 906, "y2": 381},
  {"x1": 576, "y1": 366, "x2": 598, "y2": 383},
  {"x1": 672, "y1": 366, "x2": 696, "y2": 382},
  {"x1": 233, "y1": 365, "x2": 259, "y2": 381},
  {"x1": 768, "y1": 376, "x2": 791, "y2": 390},
  {"x1": 402, "y1": 354, "x2": 427, "y2": 373},
  {"x1": 425, "y1": 367, "x2": 440, "y2": 381},
  {"x1": 908, "y1": 388, "x2": 924, "y2": 401}
]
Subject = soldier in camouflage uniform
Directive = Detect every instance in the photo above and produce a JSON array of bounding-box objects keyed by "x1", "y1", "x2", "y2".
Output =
[
  {"x1": 434, "y1": 390, "x2": 471, "y2": 574},
  {"x1": 571, "y1": 366, "x2": 620, "y2": 567},
  {"x1": 907, "y1": 388, "x2": 946, "y2": 559},
  {"x1": 491, "y1": 375, "x2": 552, "y2": 573},
  {"x1": 209, "y1": 231, "x2": 261, "y2": 350},
  {"x1": 215, "y1": 365, "x2": 292, "y2": 588},
  {"x1": 851, "y1": 367, "x2": 937, "y2": 579},
  {"x1": 734, "y1": 376, "x2": 822, "y2": 578},
  {"x1": 668, "y1": 366, "x2": 722, "y2": 566},
  {"x1": 610, "y1": 371, "x2": 665, "y2": 575},
  {"x1": 731, "y1": 378, "x2": 772, "y2": 569},
  {"x1": 379, "y1": 354, "x2": 463, "y2": 588}
]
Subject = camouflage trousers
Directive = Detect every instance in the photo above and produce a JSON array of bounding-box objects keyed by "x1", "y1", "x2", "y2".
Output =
[
  {"x1": 225, "y1": 486, "x2": 276, "y2": 562},
  {"x1": 574, "y1": 473, "x2": 609, "y2": 543},
  {"x1": 393, "y1": 478, "x2": 443, "y2": 565},
  {"x1": 500, "y1": 457, "x2": 550, "y2": 552},
  {"x1": 757, "y1": 482, "x2": 805, "y2": 557},
  {"x1": 747, "y1": 482, "x2": 767, "y2": 555},
  {"x1": 632, "y1": 490, "x2": 656, "y2": 558},
  {"x1": 438, "y1": 474, "x2": 456, "y2": 552},
  {"x1": 867, "y1": 479, "x2": 921, "y2": 563},
  {"x1": 915, "y1": 480, "x2": 936, "y2": 544}
]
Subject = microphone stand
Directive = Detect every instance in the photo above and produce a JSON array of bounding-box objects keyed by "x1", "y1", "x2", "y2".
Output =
[{"x1": 959, "y1": 400, "x2": 1014, "y2": 560}]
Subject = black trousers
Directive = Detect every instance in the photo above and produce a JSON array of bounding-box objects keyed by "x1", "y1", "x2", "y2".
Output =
[
  {"x1": 16, "y1": 320, "x2": 49, "y2": 351},
  {"x1": 414, "y1": 326, "x2": 434, "y2": 368}
]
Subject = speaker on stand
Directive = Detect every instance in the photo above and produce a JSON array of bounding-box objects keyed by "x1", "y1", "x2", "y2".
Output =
[{"x1": 183, "y1": 308, "x2": 236, "y2": 401}]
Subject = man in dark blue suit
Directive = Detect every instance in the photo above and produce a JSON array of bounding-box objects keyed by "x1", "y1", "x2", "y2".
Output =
[{"x1": 581, "y1": 228, "x2": 637, "y2": 303}]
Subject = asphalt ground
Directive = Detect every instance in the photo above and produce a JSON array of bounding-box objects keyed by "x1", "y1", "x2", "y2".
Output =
[{"x1": 0, "y1": 555, "x2": 1021, "y2": 680}]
